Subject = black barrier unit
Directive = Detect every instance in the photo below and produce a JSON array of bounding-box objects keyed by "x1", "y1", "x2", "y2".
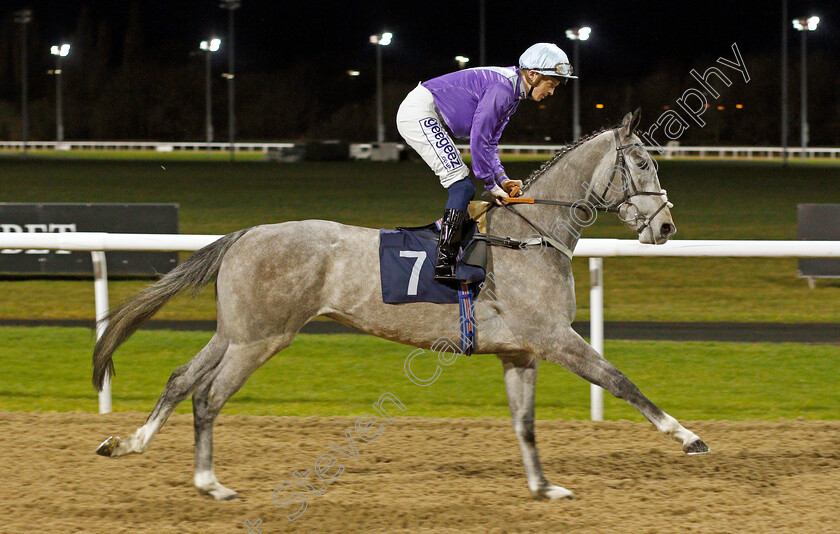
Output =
[
  {"x1": 0, "y1": 203, "x2": 178, "y2": 275},
  {"x1": 798, "y1": 204, "x2": 840, "y2": 287}
]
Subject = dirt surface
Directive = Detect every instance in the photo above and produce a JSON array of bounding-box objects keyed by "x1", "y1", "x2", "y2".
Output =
[{"x1": 1, "y1": 412, "x2": 838, "y2": 533}]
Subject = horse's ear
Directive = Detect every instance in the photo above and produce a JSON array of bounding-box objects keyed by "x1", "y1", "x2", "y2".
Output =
[{"x1": 620, "y1": 108, "x2": 642, "y2": 137}]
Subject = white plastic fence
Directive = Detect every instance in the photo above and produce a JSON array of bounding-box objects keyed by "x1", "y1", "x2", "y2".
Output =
[
  {"x1": 1, "y1": 232, "x2": 839, "y2": 417},
  {"x1": 2, "y1": 140, "x2": 840, "y2": 159},
  {"x1": 0, "y1": 141, "x2": 294, "y2": 153}
]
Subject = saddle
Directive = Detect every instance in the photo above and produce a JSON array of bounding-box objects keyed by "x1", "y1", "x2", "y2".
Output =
[
  {"x1": 379, "y1": 211, "x2": 488, "y2": 356},
  {"x1": 377, "y1": 202, "x2": 491, "y2": 356},
  {"x1": 381, "y1": 218, "x2": 487, "y2": 305}
]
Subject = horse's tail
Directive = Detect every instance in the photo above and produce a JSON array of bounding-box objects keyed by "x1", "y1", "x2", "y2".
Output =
[{"x1": 92, "y1": 228, "x2": 251, "y2": 391}]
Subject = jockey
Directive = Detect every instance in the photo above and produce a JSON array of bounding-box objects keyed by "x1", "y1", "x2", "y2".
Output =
[{"x1": 396, "y1": 42, "x2": 576, "y2": 281}]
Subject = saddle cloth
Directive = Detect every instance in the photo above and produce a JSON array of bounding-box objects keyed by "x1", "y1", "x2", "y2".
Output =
[{"x1": 378, "y1": 220, "x2": 486, "y2": 304}]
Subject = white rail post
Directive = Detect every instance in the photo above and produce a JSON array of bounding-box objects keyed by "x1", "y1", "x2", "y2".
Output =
[
  {"x1": 589, "y1": 257, "x2": 604, "y2": 421},
  {"x1": 91, "y1": 251, "x2": 111, "y2": 413}
]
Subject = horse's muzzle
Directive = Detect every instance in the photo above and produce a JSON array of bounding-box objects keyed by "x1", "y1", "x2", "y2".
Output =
[{"x1": 638, "y1": 219, "x2": 676, "y2": 244}]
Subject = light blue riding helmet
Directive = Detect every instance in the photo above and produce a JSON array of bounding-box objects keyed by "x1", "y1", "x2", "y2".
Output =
[{"x1": 519, "y1": 43, "x2": 577, "y2": 80}]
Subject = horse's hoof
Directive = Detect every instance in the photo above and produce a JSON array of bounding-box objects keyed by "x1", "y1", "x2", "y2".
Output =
[
  {"x1": 96, "y1": 436, "x2": 121, "y2": 457},
  {"x1": 534, "y1": 485, "x2": 574, "y2": 500},
  {"x1": 684, "y1": 439, "x2": 710, "y2": 455},
  {"x1": 200, "y1": 486, "x2": 241, "y2": 501}
]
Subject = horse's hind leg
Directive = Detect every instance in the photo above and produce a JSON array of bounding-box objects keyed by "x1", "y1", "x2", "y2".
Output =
[
  {"x1": 544, "y1": 328, "x2": 709, "y2": 454},
  {"x1": 191, "y1": 334, "x2": 294, "y2": 501},
  {"x1": 499, "y1": 353, "x2": 573, "y2": 500},
  {"x1": 96, "y1": 334, "x2": 229, "y2": 457}
]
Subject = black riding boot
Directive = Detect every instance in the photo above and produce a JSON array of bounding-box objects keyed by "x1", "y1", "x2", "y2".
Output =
[{"x1": 434, "y1": 208, "x2": 470, "y2": 281}]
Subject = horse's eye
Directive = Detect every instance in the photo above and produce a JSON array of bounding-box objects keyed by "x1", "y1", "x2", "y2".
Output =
[{"x1": 637, "y1": 158, "x2": 648, "y2": 170}]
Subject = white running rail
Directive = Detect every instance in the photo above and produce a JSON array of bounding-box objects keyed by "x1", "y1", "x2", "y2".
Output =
[{"x1": 2, "y1": 140, "x2": 839, "y2": 159}]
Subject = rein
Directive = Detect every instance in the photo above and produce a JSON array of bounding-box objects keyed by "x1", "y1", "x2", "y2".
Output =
[{"x1": 481, "y1": 127, "x2": 674, "y2": 258}]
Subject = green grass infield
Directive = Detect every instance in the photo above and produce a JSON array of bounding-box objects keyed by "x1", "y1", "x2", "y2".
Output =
[{"x1": 1, "y1": 326, "x2": 836, "y2": 420}]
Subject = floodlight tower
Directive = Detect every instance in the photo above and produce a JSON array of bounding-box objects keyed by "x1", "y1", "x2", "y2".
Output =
[
  {"x1": 220, "y1": 0, "x2": 240, "y2": 161},
  {"x1": 15, "y1": 10, "x2": 32, "y2": 152},
  {"x1": 565, "y1": 26, "x2": 591, "y2": 141},
  {"x1": 370, "y1": 31, "x2": 393, "y2": 143},
  {"x1": 792, "y1": 16, "x2": 819, "y2": 161},
  {"x1": 781, "y1": 0, "x2": 789, "y2": 165},
  {"x1": 50, "y1": 44, "x2": 70, "y2": 143},
  {"x1": 200, "y1": 38, "x2": 221, "y2": 152}
]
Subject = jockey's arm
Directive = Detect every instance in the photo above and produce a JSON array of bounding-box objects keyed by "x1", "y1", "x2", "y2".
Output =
[
  {"x1": 470, "y1": 84, "x2": 515, "y2": 198},
  {"x1": 489, "y1": 111, "x2": 523, "y2": 197}
]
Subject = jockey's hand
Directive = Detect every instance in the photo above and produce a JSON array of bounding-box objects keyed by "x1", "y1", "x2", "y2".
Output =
[
  {"x1": 501, "y1": 178, "x2": 524, "y2": 198},
  {"x1": 489, "y1": 184, "x2": 510, "y2": 205}
]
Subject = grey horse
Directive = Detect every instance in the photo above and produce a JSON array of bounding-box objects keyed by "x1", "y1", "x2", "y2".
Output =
[{"x1": 93, "y1": 109, "x2": 708, "y2": 501}]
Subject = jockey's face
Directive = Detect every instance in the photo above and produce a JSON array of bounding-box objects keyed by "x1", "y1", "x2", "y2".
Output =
[{"x1": 527, "y1": 74, "x2": 562, "y2": 101}]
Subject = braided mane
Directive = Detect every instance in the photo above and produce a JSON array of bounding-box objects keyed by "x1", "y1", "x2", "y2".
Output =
[{"x1": 521, "y1": 125, "x2": 616, "y2": 192}]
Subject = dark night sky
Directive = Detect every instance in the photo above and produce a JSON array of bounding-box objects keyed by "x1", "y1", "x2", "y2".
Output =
[
  {"x1": 3, "y1": 1, "x2": 839, "y2": 144},
  {"x1": 6, "y1": 0, "x2": 840, "y2": 81}
]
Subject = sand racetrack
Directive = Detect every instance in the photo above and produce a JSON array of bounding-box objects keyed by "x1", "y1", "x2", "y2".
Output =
[{"x1": 0, "y1": 412, "x2": 838, "y2": 533}]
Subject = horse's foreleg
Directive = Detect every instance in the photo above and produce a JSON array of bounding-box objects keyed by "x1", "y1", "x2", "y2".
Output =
[
  {"x1": 192, "y1": 335, "x2": 294, "y2": 501},
  {"x1": 543, "y1": 329, "x2": 709, "y2": 454},
  {"x1": 500, "y1": 354, "x2": 573, "y2": 500},
  {"x1": 96, "y1": 334, "x2": 229, "y2": 458}
]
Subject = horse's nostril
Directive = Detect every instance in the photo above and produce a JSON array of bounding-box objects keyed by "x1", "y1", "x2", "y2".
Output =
[{"x1": 661, "y1": 223, "x2": 673, "y2": 237}]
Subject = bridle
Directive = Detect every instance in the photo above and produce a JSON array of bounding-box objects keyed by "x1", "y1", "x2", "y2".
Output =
[
  {"x1": 487, "y1": 127, "x2": 674, "y2": 257},
  {"x1": 589, "y1": 129, "x2": 674, "y2": 236}
]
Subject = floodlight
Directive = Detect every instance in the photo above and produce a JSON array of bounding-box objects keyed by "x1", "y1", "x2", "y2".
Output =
[
  {"x1": 51, "y1": 44, "x2": 70, "y2": 57},
  {"x1": 371, "y1": 32, "x2": 392, "y2": 46},
  {"x1": 565, "y1": 27, "x2": 591, "y2": 41},
  {"x1": 792, "y1": 16, "x2": 820, "y2": 31}
]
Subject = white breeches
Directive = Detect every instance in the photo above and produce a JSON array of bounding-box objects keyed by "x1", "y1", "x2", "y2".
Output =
[{"x1": 396, "y1": 84, "x2": 469, "y2": 188}]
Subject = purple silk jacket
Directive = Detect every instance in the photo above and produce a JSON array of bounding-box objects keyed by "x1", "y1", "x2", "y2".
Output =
[{"x1": 422, "y1": 66, "x2": 526, "y2": 191}]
